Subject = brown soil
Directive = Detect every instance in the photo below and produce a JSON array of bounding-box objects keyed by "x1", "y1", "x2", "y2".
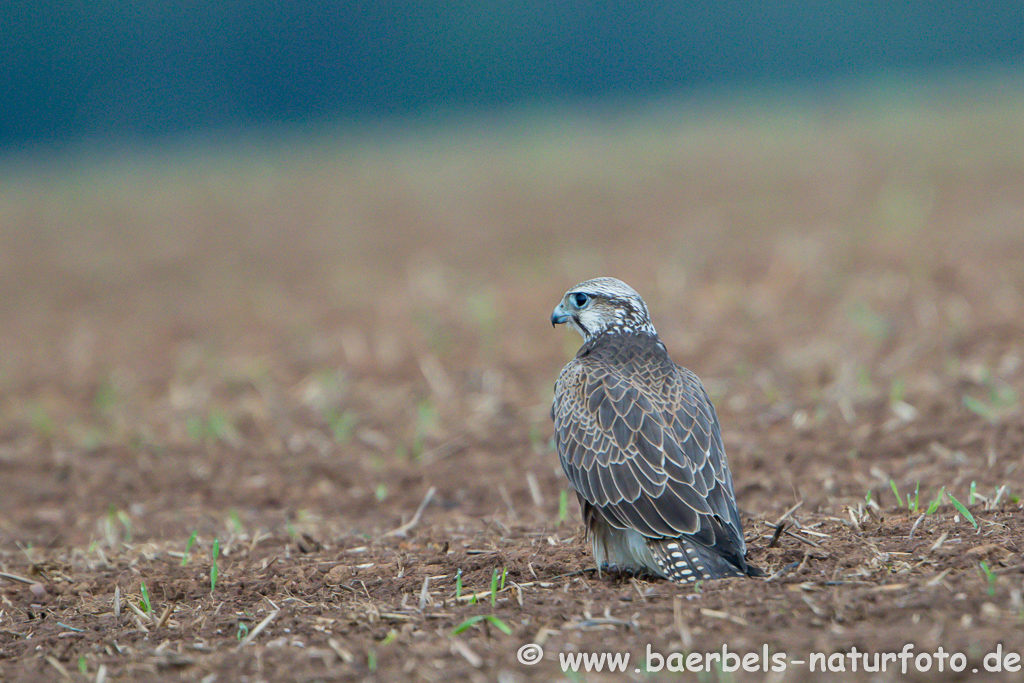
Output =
[{"x1": 2, "y1": 87, "x2": 1024, "y2": 682}]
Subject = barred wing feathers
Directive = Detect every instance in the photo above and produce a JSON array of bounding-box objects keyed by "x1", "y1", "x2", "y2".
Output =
[{"x1": 553, "y1": 335, "x2": 747, "y2": 571}]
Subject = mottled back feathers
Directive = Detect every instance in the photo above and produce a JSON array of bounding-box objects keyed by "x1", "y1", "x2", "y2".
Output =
[{"x1": 551, "y1": 277, "x2": 759, "y2": 581}]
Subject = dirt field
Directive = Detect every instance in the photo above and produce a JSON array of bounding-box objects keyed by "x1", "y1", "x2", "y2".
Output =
[{"x1": 2, "y1": 80, "x2": 1024, "y2": 682}]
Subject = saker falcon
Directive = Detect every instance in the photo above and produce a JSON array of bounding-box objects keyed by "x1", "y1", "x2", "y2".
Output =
[{"x1": 551, "y1": 277, "x2": 762, "y2": 583}]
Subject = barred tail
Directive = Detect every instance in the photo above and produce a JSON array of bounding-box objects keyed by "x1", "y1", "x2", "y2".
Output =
[{"x1": 648, "y1": 537, "x2": 760, "y2": 583}]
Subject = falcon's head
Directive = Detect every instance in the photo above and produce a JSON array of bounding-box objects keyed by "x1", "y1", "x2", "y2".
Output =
[{"x1": 551, "y1": 277, "x2": 657, "y2": 343}]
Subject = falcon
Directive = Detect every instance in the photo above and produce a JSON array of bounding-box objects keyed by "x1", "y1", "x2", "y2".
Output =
[{"x1": 550, "y1": 277, "x2": 761, "y2": 583}]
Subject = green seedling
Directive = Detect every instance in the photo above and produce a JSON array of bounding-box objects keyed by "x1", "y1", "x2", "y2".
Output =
[
  {"x1": 375, "y1": 484, "x2": 388, "y2": 502},
  {"x1": 186, "y1": 411, "x2": 239, "y2": 445},
  {"x1": 979, "y1": 562, "x2": 997, "y2": 597},
  {"x1": 237, "y1": 622, "x2": 249, "y2": 641},
  {"x1": 327, "y1": 410, "x2": 356, "y2": 443},
  {"x1": 558, "y1": 489, "x2": 569, "y2": 523},
  {"x1": 207, "y1": 410, "x2": 236, "y2": 443},
  {"x1": 182, "y1": 530, "x2": 198, "y2": 566},
  {"x1": 74, "y1": 425, "x2": 104, "y2": 451},
  {"x1": 229, "y1": 509, "x2": 243, "y2": 535},
  {"x1": 968, "y1": 481, "x2": 977, "y2": 505},
  {"x1": 528, "y1": 423, "x2": 543, "y2": 449},
  {"x1": 490, "y1": 568, "x2": 499, "y2": 607},
  {"x1": 78, "y1": 656, "x2": 87, "y2": 675},
  {"x1": 117, "y1": 510, "x2": 132, "y2": 540},
  {"x1": 947, "y1": 491, "x2": 978, "y2": 528},
  {"x1": 963, "y1": 395, "x2": 996, "y2": 422},
  {"x1": 451, "y1": 614, "x2": 512, "y2": 636},
  {"x1": 29, "y1": 404, "x2": 54, "y2": 438},
  {"x1": 139, "y1": 581, "x2": 151, "y2": 615},
  {"x1": 411, "y1": 400, "x2": 438, "y2": 459},
  {"x1": 990, "y1": 382, "x2": 1018, "y2": 408},
  {"x1": 211, "y1": 538, "x2": 220, "y2": 593},
  {"x1": 925, "y1": 488, "x2": 944, "y2": 515},
  {"x1": 106, "y1": 505, "x2": 132, "y2": 544},
  {"x1": 94, "y1": 377, "x2": 117, "y2": 415},
  {"x1": 889, "y1": 479, "x2": 903, "y2": 508},
  {"x1": 454, "y1": 568, "x2": 463, "y2": 600}
]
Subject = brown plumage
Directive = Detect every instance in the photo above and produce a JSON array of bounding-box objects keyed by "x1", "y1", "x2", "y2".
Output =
[{"x1": 551, "y1": 277, "x2": 761, "y2": 582}]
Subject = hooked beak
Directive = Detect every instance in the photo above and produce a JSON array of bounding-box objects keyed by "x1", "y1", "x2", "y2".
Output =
[{"x1": 551, "y1": 303, "x2": 570, "y2": 328}]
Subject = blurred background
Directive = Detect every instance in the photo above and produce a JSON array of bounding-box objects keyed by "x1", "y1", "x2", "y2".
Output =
[
  {"x1": 1, "y1": 1, "x2": 1023, "y2": 428},
  {"x1": 1, "y1": 3, "x2": 1023, "y2": 401},
  {"x1": 3, "y1": 2, "x2": 1023, "y2": 151}
]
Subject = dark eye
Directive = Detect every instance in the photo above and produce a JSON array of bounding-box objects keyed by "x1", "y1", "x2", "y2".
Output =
[{"x1": 572, "y1": 292, "x2": 590, "y2": 308}]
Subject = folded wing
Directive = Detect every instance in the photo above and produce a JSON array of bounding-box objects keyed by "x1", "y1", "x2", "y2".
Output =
[{"x1": 554, "y1": 356, "x2": 746, "y2": 568}]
